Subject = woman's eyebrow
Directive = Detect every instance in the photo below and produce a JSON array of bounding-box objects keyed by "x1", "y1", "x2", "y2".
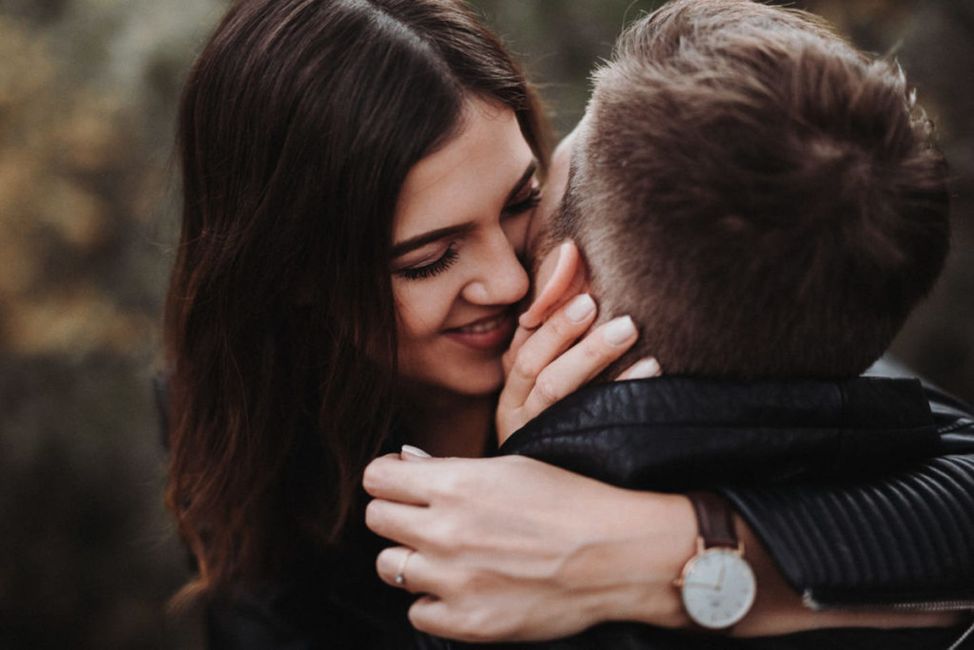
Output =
[
  {"x1": 390, "y1": 160, "x2": 537, "y2": 259},
  {"x1": 391, "y1": 223, "x2": 476, "y2": 258}
]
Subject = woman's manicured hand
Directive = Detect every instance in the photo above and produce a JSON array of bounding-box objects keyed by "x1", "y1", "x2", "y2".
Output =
[
  {"x1": 497, "y1": 299, "x2": 655, "y2": 442},
  {"x1": 496, "y1": 242, "x2": 661, "y2": 444},
  {"x1": 363, "y1": 452, "x2": 696, "y2": 642}
]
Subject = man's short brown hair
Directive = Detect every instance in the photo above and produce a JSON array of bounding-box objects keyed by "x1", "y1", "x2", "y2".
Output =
[{"x1": 556, "y1": 0, "x2": 950, "y2": 378}]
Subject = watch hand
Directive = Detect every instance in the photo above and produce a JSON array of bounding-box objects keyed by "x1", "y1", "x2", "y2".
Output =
[{"x1": 716, "y1": 563, "x2": 726, "y2": 591}]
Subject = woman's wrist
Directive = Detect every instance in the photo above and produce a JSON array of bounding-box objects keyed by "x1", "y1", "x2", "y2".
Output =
[{"x1": 571, "y1": 489, "x2": 697, "y2": 629}]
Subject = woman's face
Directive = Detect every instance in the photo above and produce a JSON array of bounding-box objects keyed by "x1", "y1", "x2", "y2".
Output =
[{"x1": 391, "y1": 99, "x2": 540, "y2": 396}]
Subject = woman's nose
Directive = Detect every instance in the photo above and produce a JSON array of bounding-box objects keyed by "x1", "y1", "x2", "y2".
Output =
[{"x1": 462, "y1": 236, "x2": 529, "y2": 306}]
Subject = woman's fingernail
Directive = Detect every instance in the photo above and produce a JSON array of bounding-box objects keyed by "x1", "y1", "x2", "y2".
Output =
[
  {"x1": 629, "y1": 357, "x2": 662, "y2": 379},
  {"x1": 566, "y1": 294, "x2": 596, "y2": 322},
  {"x1": 604, "y1": 316, "x2": 637, "y2": 345},
  {"x1": 401, "y1": 445, "x2": 432, "y2": 459},
  {"x1": 557, "y1": 240, "x2": 571, "y2": 266}
]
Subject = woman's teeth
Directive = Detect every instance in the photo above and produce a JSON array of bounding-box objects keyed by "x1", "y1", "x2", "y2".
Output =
[{"x1": 456, "y1": 316, "x2": 505, "y2": 334}]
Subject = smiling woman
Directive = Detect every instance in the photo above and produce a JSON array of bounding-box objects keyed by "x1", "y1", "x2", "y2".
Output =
[{"x1": 162, "y1": 0, "x2": 556, "y2": 644}]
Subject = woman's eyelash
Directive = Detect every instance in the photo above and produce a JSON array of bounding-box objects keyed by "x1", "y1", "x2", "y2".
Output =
[
  {"x1": 396, "y1": 245, "x2": 460, "y2": 281},
  {"x1": 503, "y1": 186, "x2": 543, "y2": 215},
  {"x1": 395, "y1": 186, "x2": 539, "y2": 282}
]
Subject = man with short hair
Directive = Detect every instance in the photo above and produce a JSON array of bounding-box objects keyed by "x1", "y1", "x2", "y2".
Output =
[
  {"x1": 498, "y1": 0, "x2": 969, "y2": 646},
  {"x1": 527, "y1": 0, "x2": 948, "y2": 381}
]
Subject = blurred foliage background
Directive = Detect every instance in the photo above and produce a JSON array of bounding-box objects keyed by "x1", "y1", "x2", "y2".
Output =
[{"x1": 1, "y1": 1, "x2": 971, "y2": 647}]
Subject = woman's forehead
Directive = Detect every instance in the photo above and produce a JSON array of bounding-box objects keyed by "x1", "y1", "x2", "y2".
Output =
[{"x1": 394, "y1": 100, "x2": 533, "y2": 239}]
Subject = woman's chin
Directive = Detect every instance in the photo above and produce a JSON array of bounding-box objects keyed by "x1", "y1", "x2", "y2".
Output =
[
  {"x1": 401, "y1": 359, "x2": 505, "y2": 398},
  {"x1": 441, "y1": 367, "x2": 505, "y2": 397}
]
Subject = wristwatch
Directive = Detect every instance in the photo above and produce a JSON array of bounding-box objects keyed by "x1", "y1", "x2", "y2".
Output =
[{"x1": 674, "y1": 491, "x2": 757, "y2": 630}]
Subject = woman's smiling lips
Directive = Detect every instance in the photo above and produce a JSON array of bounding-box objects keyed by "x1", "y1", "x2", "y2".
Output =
[{"x1": 444, "y1": 311, "x2": 516, "y2": 351}]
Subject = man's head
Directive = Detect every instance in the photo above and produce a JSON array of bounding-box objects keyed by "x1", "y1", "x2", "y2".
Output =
[{"x1": 534, "y1": 0, "x2": 949, "y2": 379}]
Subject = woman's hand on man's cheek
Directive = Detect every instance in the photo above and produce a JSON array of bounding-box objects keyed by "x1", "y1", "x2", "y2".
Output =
[{"x1": 497, "y1": 293, "x2": 661, "y2": 444}]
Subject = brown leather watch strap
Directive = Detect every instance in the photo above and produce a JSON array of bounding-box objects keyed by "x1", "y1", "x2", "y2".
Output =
[{"x1": 687, "y1": 491, "x2": 738, "y2": 549}]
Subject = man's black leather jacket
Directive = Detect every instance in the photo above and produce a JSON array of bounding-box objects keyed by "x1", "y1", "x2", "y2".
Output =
[{"x1": 493, "y1": 372, "x2": 974, "y2": 649}]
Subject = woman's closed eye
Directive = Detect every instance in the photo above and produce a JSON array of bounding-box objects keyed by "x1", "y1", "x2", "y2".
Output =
[
  {"x1": 393, "y1": 181, "x2": 540, "y2": 282},
  {"x1": 395, "y1": 244, "x2": 460, "y2": 281}
]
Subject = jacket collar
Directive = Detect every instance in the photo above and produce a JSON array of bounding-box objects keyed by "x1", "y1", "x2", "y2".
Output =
[
  {"x1": 510, "y1": 376, "x2": 935, "y2": 437},
  {"x1": 499, "y1": 376, "x2": 940, "y2": 488}
]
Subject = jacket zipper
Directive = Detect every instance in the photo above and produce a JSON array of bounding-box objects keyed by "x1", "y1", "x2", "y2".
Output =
[
  {"x1": 803, "y1": 590, "x2": 974, "y2": 612},
  {"x1": 805, "y1": 593, "x2": 974, "y2": 650},
  {"x1": 947, "y1": 619, "x2": 974, "y2": 650}
]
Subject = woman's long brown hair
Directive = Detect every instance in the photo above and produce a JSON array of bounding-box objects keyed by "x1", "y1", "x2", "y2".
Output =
[{"x1": 164, "y1": 0, "x2": 549, "y2": 602}]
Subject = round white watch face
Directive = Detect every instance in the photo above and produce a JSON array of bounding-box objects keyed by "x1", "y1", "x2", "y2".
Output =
[{"x1": 680, "y1": 547, "x2": 756, "y2": 629}]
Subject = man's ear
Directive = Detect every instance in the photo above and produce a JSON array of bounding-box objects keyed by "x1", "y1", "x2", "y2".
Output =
[{"x1": 519, "y1": 240, "x2": 588, "y2": 330}]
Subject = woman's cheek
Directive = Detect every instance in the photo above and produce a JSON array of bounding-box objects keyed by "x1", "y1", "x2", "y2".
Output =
[{"x1": 393, "y1": 278, "x2": 459, "y2": 338}]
